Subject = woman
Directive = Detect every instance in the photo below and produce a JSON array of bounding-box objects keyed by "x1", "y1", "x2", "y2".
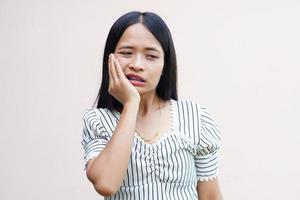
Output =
[{"x1": 81, "y1": 11, "x2": 223, "y2": 200}]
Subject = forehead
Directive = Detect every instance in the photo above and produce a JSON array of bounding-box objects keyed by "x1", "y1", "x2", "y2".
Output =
[{"x1": 116, "y1": 23, "x2": 163, "y2": 53}]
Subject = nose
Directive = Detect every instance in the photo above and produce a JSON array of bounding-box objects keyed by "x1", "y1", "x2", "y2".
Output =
[{"x1": 128, "y1": 55, "x2": 145, "y2": 70}]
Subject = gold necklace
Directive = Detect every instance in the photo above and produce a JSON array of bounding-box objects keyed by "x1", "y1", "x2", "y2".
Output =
[{"x1": 135, "y1": 100, "x2": 161, "y2": 143}]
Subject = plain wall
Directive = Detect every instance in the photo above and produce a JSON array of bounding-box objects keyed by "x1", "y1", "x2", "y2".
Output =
[{"x1": 1, "y1": 0, "x2": 299, "y2": 199}]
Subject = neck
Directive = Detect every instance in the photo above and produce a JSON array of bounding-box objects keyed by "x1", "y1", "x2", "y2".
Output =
[{"x1": 138, "y1": 93, "x2": 161, "y2": 117}]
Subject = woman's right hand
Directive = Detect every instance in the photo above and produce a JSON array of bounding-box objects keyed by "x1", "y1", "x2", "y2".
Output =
[{"x1": 108, "y1": 53, "x2": 140, "y2": 105}]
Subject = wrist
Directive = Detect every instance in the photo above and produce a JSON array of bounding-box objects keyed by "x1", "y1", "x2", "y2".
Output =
[{"x1": 123, "y1": 101, "x2": 139, "y2": 113}]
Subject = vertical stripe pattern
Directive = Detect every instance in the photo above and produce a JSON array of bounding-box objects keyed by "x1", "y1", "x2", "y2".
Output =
[{"x1": 81, "y1": 99, "x2": 221, "y2": 199}]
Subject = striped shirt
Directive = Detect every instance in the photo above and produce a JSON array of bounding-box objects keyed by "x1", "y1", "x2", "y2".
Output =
[{"x1": 81, "y1": 99, "x2": 221, "y2": 200}]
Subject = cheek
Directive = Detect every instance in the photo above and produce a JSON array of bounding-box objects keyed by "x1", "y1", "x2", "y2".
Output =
[
  {"x1": 114, "y1": 56, "x2": 128, "y2": 70},
  {"x1": 156, "y1": 61, "x2": 164, "y2": 75},
  {"x1": 150, "y1": 65, "x2": 164, "y2": 81}
]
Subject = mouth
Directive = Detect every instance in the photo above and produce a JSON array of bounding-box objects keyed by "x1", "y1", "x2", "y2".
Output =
[
  {"x1": 126, "y1": 74, "x2": 146, "y2": 82},
  {"x1": 126, "y1": 74, "x2": 146, "y2": 87}
]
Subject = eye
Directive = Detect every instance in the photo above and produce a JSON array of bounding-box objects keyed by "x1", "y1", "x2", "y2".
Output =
[
  {"x1": 146, "y1": 55, "x2": 158, "y2": 60},
  {"x1": 119, "y1": 51, "x2": 132, "y2": 57}
]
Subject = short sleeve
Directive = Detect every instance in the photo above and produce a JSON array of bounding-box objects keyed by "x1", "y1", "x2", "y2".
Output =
[
  {"x1": 194, "y1": 104, "x2": 221, "y2": 182},
  {"x1": 81, "y1": 109, "x2": 109, "y2": 171}
]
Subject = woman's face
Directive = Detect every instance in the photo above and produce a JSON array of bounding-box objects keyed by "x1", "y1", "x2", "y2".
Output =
[{"x1": 114, "y1": 23, "x2": 164, "y2": 95}]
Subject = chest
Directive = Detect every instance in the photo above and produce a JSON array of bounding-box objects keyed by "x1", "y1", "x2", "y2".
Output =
[
  {"x1": 121, "y1": 133, "x2": 197, "y2": 187},
  {"x1": 134, "y1": 100, "x2": 172, "y2": 143}
]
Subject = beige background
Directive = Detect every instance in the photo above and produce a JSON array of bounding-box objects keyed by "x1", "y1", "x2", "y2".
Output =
[{"x1": 1, "y1": 0, "x2": 299, "y2": 199}]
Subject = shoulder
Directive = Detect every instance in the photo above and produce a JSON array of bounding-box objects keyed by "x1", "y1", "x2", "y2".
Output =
[
  {"x1": 172, "y1": 98, "x2": 196, "y2": 108},
  {"x1": 173, "y1": 99, "x2": 221, "y2": 143},
  {"x1": 82, "y1": 108, "x2": 98, "y2": 120},
  {"x1": 82, "y1": 107, "x2": 116, "y2": 119},
  {"x1": 82, "y1": 107, "x2": 116, "y2": 127},
  {"x1": 82, "y1": 107, "x2": 119, "y2": 137},
  {"x1": 172, "y1": 98, "x2": 208, "y2": 116}
]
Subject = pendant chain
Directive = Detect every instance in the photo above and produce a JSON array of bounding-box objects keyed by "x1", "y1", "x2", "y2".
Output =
[{"x1": 135, "y1": 100, "x2": 161, "y2": 143}]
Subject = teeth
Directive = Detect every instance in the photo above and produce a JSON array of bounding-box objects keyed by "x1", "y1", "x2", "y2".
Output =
[{"x1": 128, "y1": 76, "x2": 144, "y2": 82}]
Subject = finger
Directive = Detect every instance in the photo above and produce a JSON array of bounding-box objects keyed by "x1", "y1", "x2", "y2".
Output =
[
  {"x1": 108, "y1": 54, "x2": 114, "y2": 85},
  {"x1": 109, "y1": 53, "x2": 118, "y2": 83},
  {"x1": 113, "y1": 55, "x2": 126, "y2": 80}
]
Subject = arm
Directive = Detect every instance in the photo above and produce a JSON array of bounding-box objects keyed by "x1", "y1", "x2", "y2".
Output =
[
  {"x1": 195, "y1": 104, "x2": 223, "y2": 200},
  {"x1": 86, "y1": 101, "x2": 139, "y2": 196},
  {"x1": 197, "y1": 178, "x2": 223, "y2": 200},
  {"x1": 86, "y1": 54, "x2": 141, "y2": 196}
]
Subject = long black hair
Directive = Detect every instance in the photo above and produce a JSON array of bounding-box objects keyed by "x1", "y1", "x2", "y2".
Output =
[{"x1": 94, "y1": 11, "x2": 178, "y2": 112}]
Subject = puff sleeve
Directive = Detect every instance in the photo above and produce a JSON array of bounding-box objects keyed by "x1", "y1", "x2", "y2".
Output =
[
  {"x1": 194, "y1": 104, "x2": 221, "y2": 182},
  {"x1": 81, "y1": 109, "x2": 109, "y2": 171}
]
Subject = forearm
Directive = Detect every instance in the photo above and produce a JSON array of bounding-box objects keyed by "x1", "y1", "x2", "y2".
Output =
[
  {"x1": 197, "y1": 179, "x2": 223, "y2": 200},
  {"x1": 86, "y1": 102, "x2": 139, "y2": 195},
  {"x1": 198, "y1": 194, "x2": 223, "y2": 200}
]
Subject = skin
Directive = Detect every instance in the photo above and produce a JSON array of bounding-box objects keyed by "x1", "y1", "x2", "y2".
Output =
[
  {"x1": 197, "y1": 178, "x2": 223, "y2": 200},
  {"x1": 86, "y1": 23, "x2": 223, "y2": 199},
  {"x1": 113, "y1": 23, "x2": 165, "y2": 117},
  {"x1": 112, "y1": 23, "x2": 169, "y2": 139}
]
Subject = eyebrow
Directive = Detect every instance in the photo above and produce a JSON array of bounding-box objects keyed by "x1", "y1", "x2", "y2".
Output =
[{"x1": 118, "y1": 45, "x2": 160, "y2": 53}]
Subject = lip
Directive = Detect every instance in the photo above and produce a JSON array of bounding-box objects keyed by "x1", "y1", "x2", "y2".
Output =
[
  {"x1": 128, "y1": 80, "x2": 146, "y2": 87},
  {"x1": 126, "y1": 73, "x2": 146, "y2": 87},
  {"x1": 126, "y1": 73, "x2": 146, "y2": 82}
]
